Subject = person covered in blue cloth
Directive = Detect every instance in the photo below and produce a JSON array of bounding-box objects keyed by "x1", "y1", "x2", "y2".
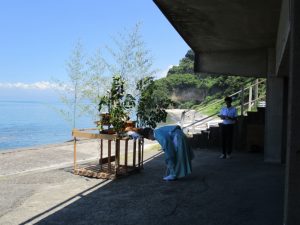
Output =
[{"x1": 138, "y1": 125, "x2": 194, "y2": 181}]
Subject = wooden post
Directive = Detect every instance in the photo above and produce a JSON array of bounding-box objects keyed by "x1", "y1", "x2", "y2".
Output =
[
  {"x1": 108, "y1": 140, "x2": 111, "y2": 172},
  {"x1": 240, "y1": 86, "x2": 245, "y2": 116},
  {"x1": 100, "y1": 139, "x2": 103, "y2": 169},
  {"x1": 191, "y1": 110, "x2": 196, "y2": 134},
  {"x1": 138, "y1": 138, "x2": 141, "y2": 168},
  {"x1": 180, "y1": 110, "x2": 186, "y2": 127},
  {"x1": 115, "y1": 139, "x2": 120, "y2": 175},
  {"x1": 133, "y1": 140, "x2": 136, "y2": 167},
  {"x1": 125, "y1": 139, "x2": 128, "y2": 173},
  {"x1": 73, "y1": 137, "x2": 77, "y2": 171},
  {"x1": 141, "y1": 138, "x2": 144, "y2": 168},
  {"x1": 248, "y1": 85, "x2": 253, "y2": 111},
  {"x1": 255, "y1": 78, "x2": 259, "y2": 107}
]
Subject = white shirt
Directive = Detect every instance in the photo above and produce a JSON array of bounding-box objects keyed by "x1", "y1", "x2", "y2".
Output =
[{"x1": 219, "y1": 106, "x2": 237, "y2": 125}]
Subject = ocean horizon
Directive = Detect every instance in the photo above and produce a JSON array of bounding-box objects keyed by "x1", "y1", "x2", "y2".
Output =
[{"x1": 0, "y1": 100, "x2": 96, "y2": 151}]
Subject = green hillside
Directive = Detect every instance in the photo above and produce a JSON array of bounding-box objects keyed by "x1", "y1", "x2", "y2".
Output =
[{"x1": 154, "y1": 50, "x2": 266, "y2": 114}]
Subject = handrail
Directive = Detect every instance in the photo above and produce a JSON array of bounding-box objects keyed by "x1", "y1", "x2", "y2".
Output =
[
  {"x1": 181, "y1": 78, "x2": 266, "y2": 132},
  {"x1": 182, "y1": 98, "x2": 266, "y2": 131},
  {"x1": 235, "y1": 95, "x2": 266, "y2": 112},
  {"x1": 197, "y1": 79, "x2": 265, "y2": 112},
  {"x1": 182, "y1": 112, "x2": 219, "y2": 129}
]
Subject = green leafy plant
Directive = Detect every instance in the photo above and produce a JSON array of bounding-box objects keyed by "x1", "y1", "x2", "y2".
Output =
[
  {"x1": 136, "y1": 76, "x2": 173, "y2": 128},
  {"x1": 98, "y1": 75, "x2": 135, "y2": 133}
]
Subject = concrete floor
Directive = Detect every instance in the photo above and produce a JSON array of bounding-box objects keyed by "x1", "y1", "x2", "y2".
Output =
[{"x1": 0, "y1": 146, "x2": 284, "y2": 225}]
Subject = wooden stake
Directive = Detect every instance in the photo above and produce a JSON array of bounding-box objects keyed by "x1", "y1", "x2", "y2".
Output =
[
  {"x1": 125, "y1": 139, "x2": 128, "y2": 173},
  {"x1": 100, "y1": 139, "x2": 103, "y2": 169},
  {"x1": 115, "y1": 139, "x2": 120, "y2": 175},
  {"x1": 73, "y1": 137, "x2": 77, "y2": 171},
  {"x1": 141, "y1": 138, "x2": 144, "y2": 168},
  {"x1": 138, "y1": 139, "x2": 141, "y2": 168},
  {"x1": 108, "y1": 140, "x2": 111, "y2": 172},
  {"x1": 133, "y1": 140, "x2": 136, "y2": 167}
]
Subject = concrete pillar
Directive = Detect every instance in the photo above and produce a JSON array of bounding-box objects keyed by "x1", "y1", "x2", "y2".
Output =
[
  {"x1": 284, "y1": 0, "x2": 300, "y2": 224},
  {"x1": 264, "y1": 48, "x2": 285, "y2": 163},
  {"x1": 281, "y1": 77, "x2": 289, "y2": 164},
  {"x1": 264, "y1": 77, "x2": 285, "y2": 163}
]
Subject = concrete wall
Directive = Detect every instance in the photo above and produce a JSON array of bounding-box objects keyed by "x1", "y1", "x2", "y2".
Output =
[
  {"x1": 284, "y1": 0, "x2": 300, "y2": 223},
  {"x1": 194, "y1": 49, "x2": 268, "y2": 77},
  {"x1": 264, "y1": 76, "x2": 285, "y2": 163},
  {"x1": 276, "y1": 0, "x2": 290, "y2": 75}
]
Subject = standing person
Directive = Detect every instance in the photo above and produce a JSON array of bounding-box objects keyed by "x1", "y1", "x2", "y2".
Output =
[
  {"x1": 138, "y1": 125, "x2": 194, "y2": 181},
  {"x1": 218, "y1": 96, "x2": 237, "y2": 159}
]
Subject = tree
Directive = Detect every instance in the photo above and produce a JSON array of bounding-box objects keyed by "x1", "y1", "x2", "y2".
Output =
[
  {"x1": 167, "y1": 49, "x2": 194, "y2": 76},
  {"x1": 54, "y1": 41, "x2": 87, "y2": 128},
  {"x1": 105, "y1": 22, "x2": 157, "y2": 97},
  {"x1": 136, "y1": 76, "x2": 173, "y2": 128},
  {"x1": 54, "y1": 23, "x2": 158, "y2": 128},
  {"x1": 82, "y1": 49, "x2": 109, "y2": 119}
]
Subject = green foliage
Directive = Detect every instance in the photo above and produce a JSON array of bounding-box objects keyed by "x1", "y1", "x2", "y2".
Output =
[
  {"x1": 54, "y1": 23, "x2": 157, "y2": 129},
  {"x1": 53, "y1": 41, "x2": 87, "y2": 128},
  {"x1": 136, "y1": 76, "x2": 173, "y2": 128},
  {"x1": 167, "y1": 50, "x2": 194, "y2": 75},
  {"x1": 98, "y1": 75, "x2": 135, "y2": 133},
  {"x1": 165, "y1": 73, "x2": 205, "y2": 89},
  {"x1": 153, "y1": 49, "x2": 266, "y2": 111},
  {"x1": 151, "y1": 73, "x2": 205, "y2": 109},
  {"x1": 105, "y1": 22, "x2": 157, "y2": 96},
  {"x1": 180, "y1": 100, "x2": 199, "y2": 109},
  {"x1": 82, "y1": 49, "x2": 109, "y2": 118}
]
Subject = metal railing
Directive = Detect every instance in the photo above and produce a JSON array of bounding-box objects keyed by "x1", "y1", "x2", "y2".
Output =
[{"x1": 181, "y1": 78, "x2": 266, "y2": 134}]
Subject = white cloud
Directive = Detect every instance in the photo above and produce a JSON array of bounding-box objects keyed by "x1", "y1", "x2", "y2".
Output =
[
  {"x1": 0, "y1": 81, "x2": 65, "y2": 90},
  {"x1": 154, "y1": 65, "x2": 174, "y2": 79}
]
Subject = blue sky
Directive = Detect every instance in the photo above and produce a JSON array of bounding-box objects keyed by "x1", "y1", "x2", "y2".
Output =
[{"x1": 0, "y1": 0, "x2": 189, "y2": 101}]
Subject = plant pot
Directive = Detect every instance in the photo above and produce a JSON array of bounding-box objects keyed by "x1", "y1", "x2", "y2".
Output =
[
  {"x1": 100, "y1": 128, "x2": 116, "y2": 135},
  {"x1": 100, "y1": 113, "x2": 111, "y2": 126},
  {"x1": 124, "y1": 120, "x2": 136, "y2": 129}
]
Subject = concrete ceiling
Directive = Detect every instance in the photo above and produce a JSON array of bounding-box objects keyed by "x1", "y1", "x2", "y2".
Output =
[{"x1": 153, "y1": 0, "x2": 282, "y2": 53}]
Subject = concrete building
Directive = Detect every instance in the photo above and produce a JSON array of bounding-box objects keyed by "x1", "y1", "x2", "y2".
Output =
[{"x1": 153, "y1": 0, "x2": 299, "y2": 224}]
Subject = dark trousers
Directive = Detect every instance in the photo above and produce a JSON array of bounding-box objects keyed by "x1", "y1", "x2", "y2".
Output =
[{"x1": 221, "y1": 124, "x2": 234, "y2": 155}]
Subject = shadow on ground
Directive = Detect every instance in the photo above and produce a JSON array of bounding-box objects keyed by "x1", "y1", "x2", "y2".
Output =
[{"x1": 21, "y1": 150, "x2": 284, "y2": 225}]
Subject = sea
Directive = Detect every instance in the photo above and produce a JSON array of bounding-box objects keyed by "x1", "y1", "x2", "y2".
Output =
[{"x1": 0, "y1": 100, "x2": 95, "y2": 151}]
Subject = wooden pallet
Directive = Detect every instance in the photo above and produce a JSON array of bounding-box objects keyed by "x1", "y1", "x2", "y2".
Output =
[{"x1": 73, "y1": 163, "x2": 141, "y2": 180}]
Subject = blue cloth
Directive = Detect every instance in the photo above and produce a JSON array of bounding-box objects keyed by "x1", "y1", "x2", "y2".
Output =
[{"x1": 154, "y1": 125, "x2": 194, "y2": 178}]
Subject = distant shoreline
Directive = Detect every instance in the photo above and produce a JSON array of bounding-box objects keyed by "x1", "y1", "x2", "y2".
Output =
[
  {"x1": 0, "y1": 109, "x2": 185, "y2": 153},
  {"x1": 0, "y1": 138, "x2": 75, "y2": 154}
]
